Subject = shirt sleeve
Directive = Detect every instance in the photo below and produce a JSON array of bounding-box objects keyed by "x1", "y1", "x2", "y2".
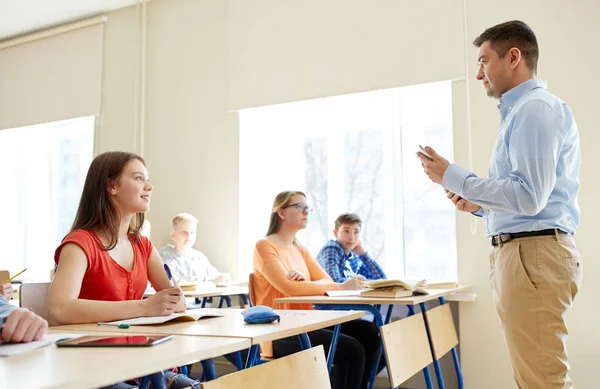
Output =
[
  {"x1": 442, "y1": 100, "x2": 567, "y2": 216},
  {"x1": 357, "y1": 252, "x2": 387, "y2": 280},
  {"x1": 0, "y1": 296, "x2": 17, "y2": 329},
  {"x1": 316, "y1": 245, "x2": 347, "y2": 283},
  {"x1": 254, "y1": 241, "x2": 338, "y2": 296}
]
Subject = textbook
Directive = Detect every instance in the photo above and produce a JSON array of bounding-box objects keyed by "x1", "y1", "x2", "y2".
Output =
[
  {"x1": 359, "y1": 279, "x2": 429, "y2": 298},
  {"x1": 98, "y1": 311, "x2": 220, "y2": 326}
]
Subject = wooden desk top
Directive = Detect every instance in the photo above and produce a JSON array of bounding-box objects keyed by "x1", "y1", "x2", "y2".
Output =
[
  {"x1": 144, "y1": 285, "x2": 249, "y2": 298},
  {"x1": 1, "y1": 331, "x2": 250, "y2": 389},
  {"x1": 51, "y1": 308, "x2": 364, "y2": 345},
  {"x1": 273, "y1": 286, "x2": 470, "y2": 306}
]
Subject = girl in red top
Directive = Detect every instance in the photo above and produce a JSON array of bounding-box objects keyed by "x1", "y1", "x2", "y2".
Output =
[{"x1": 49, "y1": 151, "x2": 198, "y2": 389}]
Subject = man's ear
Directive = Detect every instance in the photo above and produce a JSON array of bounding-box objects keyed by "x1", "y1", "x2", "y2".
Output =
[
  {"x1": 333, "y1": 228, "x2": 338, "y2": 239},
  {"x1": 169, "y1": 231, "x2": 175, "y2": 241},
  {"x1": 508, "y1": 47, "x2": 522, "y2": 69}
]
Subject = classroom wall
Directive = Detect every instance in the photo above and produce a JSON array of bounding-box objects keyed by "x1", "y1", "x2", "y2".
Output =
[{"x1": 93, "y1": 0, "x2": 600, "y2": 387}]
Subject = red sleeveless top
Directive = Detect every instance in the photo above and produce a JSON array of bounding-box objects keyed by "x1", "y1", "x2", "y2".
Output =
[{"x1": 54, "y1": 230, "x2": 152, "y2": 301}]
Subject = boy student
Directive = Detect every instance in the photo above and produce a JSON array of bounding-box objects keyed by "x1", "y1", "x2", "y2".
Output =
[
  {"x1": 159, "y1": 213, "x2": 230, "y2": 285},
  {"x1": 317, "y1": 213, "x2": 386, "y2": 283}
]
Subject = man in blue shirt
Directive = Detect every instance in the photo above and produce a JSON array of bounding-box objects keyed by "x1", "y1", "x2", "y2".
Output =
[
  {"x1": 418, "y1": 21, "x2": 581, "y2": 389},
  {"x1": 317, "y1": 213, "x2": 386, "y2": 282}
]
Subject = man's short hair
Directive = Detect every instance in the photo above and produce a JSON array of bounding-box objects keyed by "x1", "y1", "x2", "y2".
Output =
[
  {"x1": 334, "y1": 213, "x2": 362, "y2": 230},
  {"x1": 172, "y1": 213, "x2": 198, "y2": 229},
  {"x1": 473, "y1": 20, "x2": 539, "y2": 72}
]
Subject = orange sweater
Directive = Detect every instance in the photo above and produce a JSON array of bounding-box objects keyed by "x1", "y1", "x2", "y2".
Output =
[{"x1": 252, "y1": 238, "x2": 340, "y2": 356}]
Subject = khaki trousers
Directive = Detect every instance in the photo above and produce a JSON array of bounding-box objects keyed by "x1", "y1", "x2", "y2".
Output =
[{"x1": 489, "y1": 232, "x2": 582, "y2": 389}]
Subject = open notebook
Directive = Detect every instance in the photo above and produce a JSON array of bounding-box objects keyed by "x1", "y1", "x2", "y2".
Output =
[{"x1": 98, "y1": 311, "x2": 221, "y2": 326}]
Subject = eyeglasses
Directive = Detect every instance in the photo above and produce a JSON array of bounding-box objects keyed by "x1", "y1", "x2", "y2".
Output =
[{"x1": 284, "y1": 203, "x2": 313, "y2": 214}]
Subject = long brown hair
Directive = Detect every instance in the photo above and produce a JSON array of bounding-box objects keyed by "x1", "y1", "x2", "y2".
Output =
[
  {"x1": 266, "y1": 191, "x2": 306, "y2": 236},
  {"x1": 69, "y1": 151, "x2": 146, "y2": 250}
]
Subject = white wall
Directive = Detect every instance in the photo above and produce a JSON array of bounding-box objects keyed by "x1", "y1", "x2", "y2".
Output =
[{"x1": 94, "y1": 1, "x2": 599, "y2": 387}]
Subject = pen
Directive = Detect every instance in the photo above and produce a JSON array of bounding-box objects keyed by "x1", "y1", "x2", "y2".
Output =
[
  {"x1": 1, "y1": 269, "x2": 27, "y2": 284},
  {"x1": 164, "y1": 264, "x2": 175, "y2": 287}
]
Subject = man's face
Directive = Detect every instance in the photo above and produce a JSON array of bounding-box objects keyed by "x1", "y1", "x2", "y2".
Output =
[
  {"x1": 171, "y1": 221, "x2": 197, "y2": 248},
  {"x1": 476, "y1": 41, "x2": 512, "y2": 99},
  {"x1": 334, "y1": 223, "x2": 361, "y2": 252}
]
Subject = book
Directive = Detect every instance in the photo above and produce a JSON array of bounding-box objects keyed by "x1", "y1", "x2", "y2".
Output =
[
  {"x1": 0, "y1": 333, "x2": 85, "y2": 357},
  {"x1": 324, "y1": 290, "x2": 363, "y2": 297},
  {"x1": 98, "y1": 311, "x2": 220, "y2": 326},
  {"x1": 360, "y1": 279, "x2": 429, "y2": 298}
]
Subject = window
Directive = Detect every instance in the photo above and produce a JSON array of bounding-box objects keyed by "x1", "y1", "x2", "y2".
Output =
[
  {"x1": 0, "y1": 116, "x2": 95, "y2": 280},
  {"x1": 239, "y1": 81, "x2": 456, "y2": 281}
]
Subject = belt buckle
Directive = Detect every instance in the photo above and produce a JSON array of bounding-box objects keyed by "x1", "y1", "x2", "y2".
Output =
[{"x1": 492, "y1": 233, "x2": 512, "y2": 246}]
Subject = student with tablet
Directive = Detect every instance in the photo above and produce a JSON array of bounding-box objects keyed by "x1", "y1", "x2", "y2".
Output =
[{"x1": 48, "y1": 151, "x2": 199, "y2": 389}]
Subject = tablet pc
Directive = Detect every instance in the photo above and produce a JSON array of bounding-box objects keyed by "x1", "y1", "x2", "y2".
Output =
[{"x1": 56, "y1": 335, "x2": 173, "y2": 347}]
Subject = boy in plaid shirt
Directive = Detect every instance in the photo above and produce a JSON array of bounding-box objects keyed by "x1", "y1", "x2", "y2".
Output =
[{"x1": 316, "y1": 213, "x2": 386, "y2": 282}]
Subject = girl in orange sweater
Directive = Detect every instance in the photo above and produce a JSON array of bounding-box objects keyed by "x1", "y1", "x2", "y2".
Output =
[{"x1": 252, "y1": 191, "x2": 383, "y2": 389}]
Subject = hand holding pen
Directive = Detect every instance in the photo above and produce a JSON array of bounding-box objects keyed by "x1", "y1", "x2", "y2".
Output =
[{"x1": 140, "y1": 264, "x2": 184, "y2": 317}]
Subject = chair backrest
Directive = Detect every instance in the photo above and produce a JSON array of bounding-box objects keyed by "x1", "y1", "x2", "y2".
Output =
[
  {"x1": 424, "y1": 303, "x2": 459, "y2": 360},
  {"x1": 19, "y1": 282, "x2": 51, "y2": 321},
  {"x1": 380, "y1": 312, "x2": 433, "y2": 388},
  {"x1": 201, "y1": 346, "x2": 330, "y2": 389},
  {"x1": 248, "y1": 273, "x2": 257, "y2": 306}
]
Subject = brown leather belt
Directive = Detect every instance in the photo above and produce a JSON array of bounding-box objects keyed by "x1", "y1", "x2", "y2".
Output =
[{"x1": 491, "y1": 228, "x2": 567, "y2": 246}]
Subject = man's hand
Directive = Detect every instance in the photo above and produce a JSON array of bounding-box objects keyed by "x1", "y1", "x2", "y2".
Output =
[
  {"x1": 352, "y1": 240, "x2": 367, "y2": 256},
  {"x1": 416, "y1": 146, "x2": 451, "y2": 185},
  {"x1": 1, "y1": 309, "x2": 48, "y2": 343},
  {"x1": 445, "y1": 189, "x2": 481, "y2": 213}
]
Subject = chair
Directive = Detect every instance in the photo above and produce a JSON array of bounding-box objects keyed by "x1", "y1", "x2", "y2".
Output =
[
  {"x1": 19, "y1": 282, "x2": 51, "y2": 321},
  {"x1": 201, "y1": 346, "x2": 331, "y2": 389},
  {"x1": 248, "y1": 273, "x2": 257, "y2": 307},
  {"x1": 380, "y1": 312, "x2": 434, "y2": 389}
]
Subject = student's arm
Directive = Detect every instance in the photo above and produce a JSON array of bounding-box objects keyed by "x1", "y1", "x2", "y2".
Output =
[
  {"x1": 316, "y1": 245, "x2": 347, "y2": 283},
  {"x1": 147, "y1": 247, "x2": 186, "y2": 313},
  {"x1": 256, "y1": 243, "x2": 339, "y2": 296},
  {"x1": 0, "y1": 296, "x2": 47, "y2": 343},
  {"x1": 357, "y1": 252, "x2": 387, "y2": 280},
  {"x1": 48, "y1": 244, "x2": 181, "y2": 326},
  {"x1": 200, "y1": 254, "x2": 222, "y2": 281}
]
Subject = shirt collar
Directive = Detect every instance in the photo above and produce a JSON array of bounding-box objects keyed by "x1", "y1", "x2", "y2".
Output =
[{"x1": 498, "y1": 78, "x2": 547, "y2": 110}]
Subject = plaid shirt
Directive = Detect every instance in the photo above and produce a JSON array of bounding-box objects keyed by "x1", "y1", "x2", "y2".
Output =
[{"x1": 316, "y1": 240, "x2": 387, "y2": 283}]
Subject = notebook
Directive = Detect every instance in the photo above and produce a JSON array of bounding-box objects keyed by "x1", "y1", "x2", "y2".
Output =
[
  {"x1": 360, "y1": 279, "x2": 429, "y2": 298},
  {"x1": 98, "y1": 311, "x2": 220, "y2": 326},
  {"x1": 0, "y1": 333, "x2": 85, "y2": 357}
]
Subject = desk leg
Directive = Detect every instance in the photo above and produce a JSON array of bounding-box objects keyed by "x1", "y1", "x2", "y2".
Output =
[
  {"x1": 298, "y1": 332, "x2": 312, "y2": 350},
  {"x1": 326, "y1": 324, "x2": 341, "y2": 373},
  {"x1": 439, "y1": 297, "x2": 463, "y2": 389},
  {"x1": 245, "y1": 344, "x2": 261, "y2": 368},
  {"x1": 419, "y1": 302, "x2": 446, "y2": 389},
  {"x1": 408, "y1": 305, "x2": 435, "y2": 389},
  {"x1": 201, "y1": 359, "x2": 218, "y2": 381}
]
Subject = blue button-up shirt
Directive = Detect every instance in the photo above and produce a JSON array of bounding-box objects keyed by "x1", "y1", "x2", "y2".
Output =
[
  {"x1": 316, "y1": 239, "x2": 387, "y2": 282},
  {"x1": 443, "y1": 78, "x2": 580, "y2": 236}
]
